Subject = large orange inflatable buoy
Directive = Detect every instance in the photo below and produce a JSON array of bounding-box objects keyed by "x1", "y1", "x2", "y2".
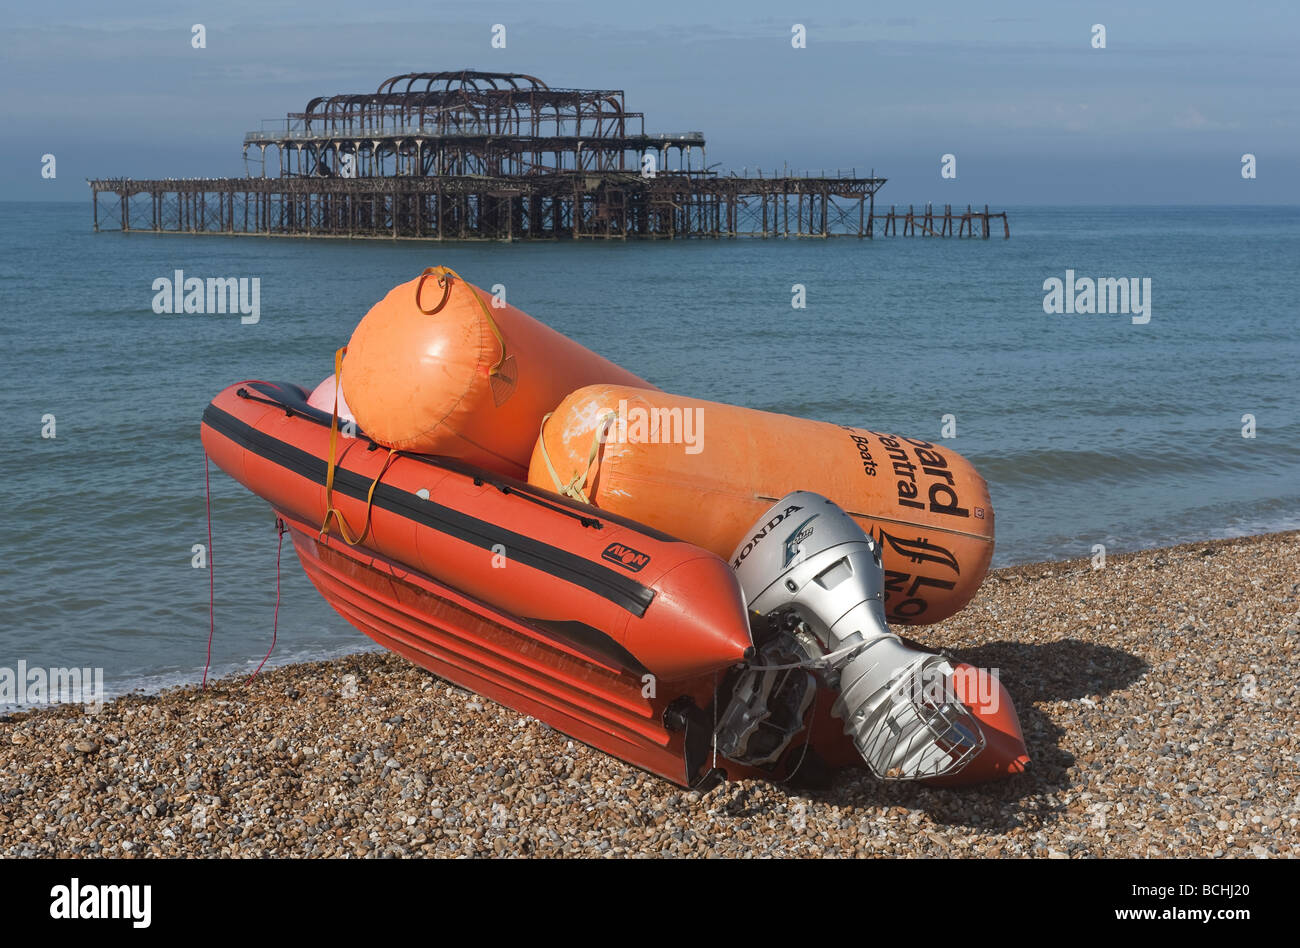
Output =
[
  {"x1": 528, "y1": 384, "x2": 995, "y2": 625},
  {"x1": 341, "y1": 267, "x2": 650, "y2": 478}
]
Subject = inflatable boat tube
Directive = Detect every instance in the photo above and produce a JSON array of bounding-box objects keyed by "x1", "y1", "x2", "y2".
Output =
[
  {"x1": 202, "y1": 380, "x2": 752, "y2": 682},
  {"x1": 528, "y1": 384, "x2": 995, "y2": 625}
]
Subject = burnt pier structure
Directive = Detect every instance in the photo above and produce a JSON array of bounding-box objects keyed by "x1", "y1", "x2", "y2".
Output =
[{"x1": 90, "y1": 70, "x2": 1008, "y2": 241}]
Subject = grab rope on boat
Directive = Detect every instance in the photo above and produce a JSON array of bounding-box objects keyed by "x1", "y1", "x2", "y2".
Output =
[
  {"x1": 471, "y1": 475, "x2": 604, "y2": 528},
  {"x1": 236, "y1": 383, "x2": 606, "y2": 531},
  {"x1": 235, "y1": 386, "x2": 311, "y2": 417}
]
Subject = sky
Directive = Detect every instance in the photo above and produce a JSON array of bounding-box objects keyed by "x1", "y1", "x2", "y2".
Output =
[{"x1": 2, "y1": 0, "x2": 1296, "y2": 204}]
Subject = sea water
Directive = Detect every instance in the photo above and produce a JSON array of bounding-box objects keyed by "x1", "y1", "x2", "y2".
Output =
[{"x1": 1, "y1": 202, "x2": 1296, "y2": 698}]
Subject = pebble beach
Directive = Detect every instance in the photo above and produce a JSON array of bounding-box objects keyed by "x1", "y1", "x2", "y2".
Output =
[{"x1": 2, "y1": 530, "x2": 1296, "y2": 858}]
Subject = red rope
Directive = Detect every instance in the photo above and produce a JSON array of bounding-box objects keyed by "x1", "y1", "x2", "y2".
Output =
[
  {"x1": 202, "y1": 453, "x2": 215, "y2": 689},
  {"x1": 247, "y1": 519, "x2": 285, "y2": 683}
]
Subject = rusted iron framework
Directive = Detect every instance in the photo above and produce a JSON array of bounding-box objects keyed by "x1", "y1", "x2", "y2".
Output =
[{"x1": 90, "y1": 70, "x2": 1009, "y2": 240}]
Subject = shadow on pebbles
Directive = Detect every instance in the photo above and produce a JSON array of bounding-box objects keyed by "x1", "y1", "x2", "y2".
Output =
[{"x1": 2, "y1": 531, "x2": 1296, "y2": 858}]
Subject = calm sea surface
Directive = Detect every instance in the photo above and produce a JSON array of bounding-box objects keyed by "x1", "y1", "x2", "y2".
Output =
[{"x1": 2, "y1": 202, "x2": 1296, "y2": 698}]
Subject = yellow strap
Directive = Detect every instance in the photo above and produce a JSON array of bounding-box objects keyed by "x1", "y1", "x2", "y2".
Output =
[
  {"x1": 319, "y1": 345, "x2": 396, "y2": 546},
  {"x1": 415, "y1": 266, "x2": 507, "y2": 378},
  {"x1": 536, "y1": 410, "x2": 616, "y2": 504},
  {"x1": 323, "y1": 345, "x2": 346, "y2": 502}
]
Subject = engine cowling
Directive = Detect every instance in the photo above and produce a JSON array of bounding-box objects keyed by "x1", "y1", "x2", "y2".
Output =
[{"x1": 720, "y1": 491, "x2": 1026, "y2": 782}]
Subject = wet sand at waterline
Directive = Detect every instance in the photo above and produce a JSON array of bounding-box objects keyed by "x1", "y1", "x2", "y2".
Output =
[{"x1": 2, "y1": 530, "x2": 1296, "y2": 858}]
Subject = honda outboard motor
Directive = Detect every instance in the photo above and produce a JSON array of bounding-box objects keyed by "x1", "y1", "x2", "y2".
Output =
[{"x1": 719, "y1": 491, "x2": 989, "y2": 780}]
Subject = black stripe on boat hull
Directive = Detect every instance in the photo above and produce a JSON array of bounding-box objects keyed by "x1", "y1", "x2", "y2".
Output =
[{"x1": 202, "y1": 403, "x2": 655, "y2": 617}]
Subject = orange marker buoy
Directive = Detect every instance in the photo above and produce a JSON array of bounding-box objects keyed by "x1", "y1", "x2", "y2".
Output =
[
  {"x1": 341, "y1": 268, "x2": 650, "y2": 478},
  {"x1": 529, "y1": 384, "x2": 995, "y2": 625}
]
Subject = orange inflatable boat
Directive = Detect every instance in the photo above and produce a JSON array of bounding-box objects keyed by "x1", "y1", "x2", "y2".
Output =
[
  {"x1": 341, "y1": 267, "x2": 649, "y2": 478},
  {"x1": 200, "y1": 377, "x2": 1024, "y2": 785},
  {"x1": 200, "y1": 270, "x2": 1027, "y2": 788},
  {"x1": 529, "y1": 384, "x2": 995, "y2": 625}
]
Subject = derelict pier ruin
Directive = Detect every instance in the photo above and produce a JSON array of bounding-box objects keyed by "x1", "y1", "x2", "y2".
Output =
[{"x1": 89, "y1": 70, "x2": 1008, "y2": 241}]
